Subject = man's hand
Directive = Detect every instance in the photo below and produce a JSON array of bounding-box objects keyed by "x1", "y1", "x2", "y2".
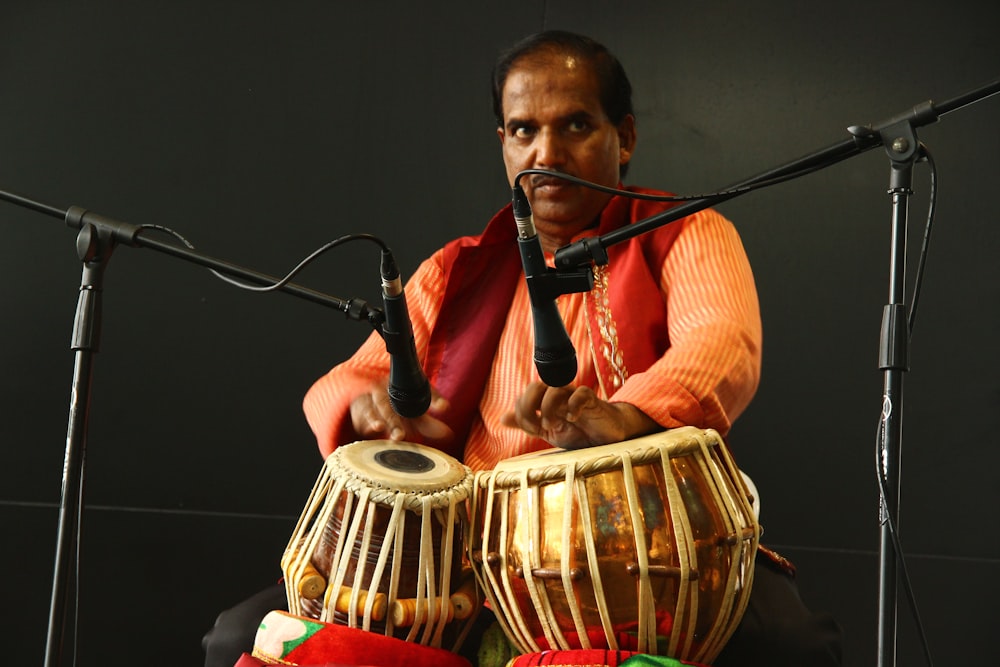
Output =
[
  {"x1": 500, "y1": 382, "x2": 659, "y2": 449},
  {"x1": 349, "y1": 383, "x2": 454, "y2": 446}
]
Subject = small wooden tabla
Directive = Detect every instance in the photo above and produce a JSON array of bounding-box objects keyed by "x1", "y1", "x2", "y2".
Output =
[
  {"x1": 469, "y1": 427, "x2": 759, "y2": 664},
  {"x1": 282, "y1": 440, "x2": 480, "y2": 651}
]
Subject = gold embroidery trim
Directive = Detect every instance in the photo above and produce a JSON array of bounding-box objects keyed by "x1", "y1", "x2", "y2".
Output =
[{"x1": 588, "y1": 264, "x2": 628, "y2": 390}]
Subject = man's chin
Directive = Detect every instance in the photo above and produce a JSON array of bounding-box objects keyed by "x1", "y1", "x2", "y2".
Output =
[
  {"x1": 530, "y1": 207, "x2": 581, "y2": 229},
  {"x1": 529, "y1": 183, "x2": 575, "y2": 202}
]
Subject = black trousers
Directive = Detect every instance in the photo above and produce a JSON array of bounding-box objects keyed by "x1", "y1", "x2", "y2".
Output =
[
  {"x1": 712, "y1": 555, "x2": 842, "y2": 666},
  {"x1": 202, "y1": 552, "x2": 842, "y2": 667}
]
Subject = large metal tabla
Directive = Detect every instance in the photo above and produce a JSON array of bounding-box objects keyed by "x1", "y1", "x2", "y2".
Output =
[
  {"x1": 469, "y1": 427, "x2": 759, "y2": 664},
  {"x1": 281, "y1": 440, "x2": 480, "y2": 651}
]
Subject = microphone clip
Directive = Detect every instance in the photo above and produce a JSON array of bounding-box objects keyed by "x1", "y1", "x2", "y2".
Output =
[
  {"x1": 522, "y1": 255, "x2": 594, "y2": 303},
  {"x1": 379, "y1": 313, "x2": 411, "y2": 357}
]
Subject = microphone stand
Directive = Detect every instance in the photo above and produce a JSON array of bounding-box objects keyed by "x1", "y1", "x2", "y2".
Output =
[
  {"x1": 0, "y1": 191, "x2": 386, "y2": 667},
  {"x1": 552, "y1": 77, "x2": 1000, "y2": 667}
]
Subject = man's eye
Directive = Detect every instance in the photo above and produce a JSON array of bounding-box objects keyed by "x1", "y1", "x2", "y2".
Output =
[
  {"x1": 512, "y1": 126, "x2": 534, "y2": 139},
  {"x1": 568, "y1": 120, "x2": 589, "y2": 133}
]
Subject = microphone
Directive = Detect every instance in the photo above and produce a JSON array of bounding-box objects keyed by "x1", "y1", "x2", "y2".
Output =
[
  {"x1": 512, "y1": 184, "x2": 592, "y2": 387},
  {"x1": 379, "y1": 249, "x2": 432, "y2": 418}
]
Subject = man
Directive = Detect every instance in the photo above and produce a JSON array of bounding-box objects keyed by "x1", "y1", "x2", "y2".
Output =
[{"x1": 205, "y1": 30, "x2": 842, "y2": 667}]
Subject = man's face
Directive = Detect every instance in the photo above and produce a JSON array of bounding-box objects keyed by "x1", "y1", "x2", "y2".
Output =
[{"x1": 497, "y1": 51, "x2": 635, "y2": 249}]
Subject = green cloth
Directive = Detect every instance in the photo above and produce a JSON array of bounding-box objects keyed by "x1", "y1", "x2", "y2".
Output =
[
  {"x1": 477, "y1": 622, "x2": 519, "y2": 667},
  {"x1": 621, "y1": 655, "x2": 691, "y2": 666}
]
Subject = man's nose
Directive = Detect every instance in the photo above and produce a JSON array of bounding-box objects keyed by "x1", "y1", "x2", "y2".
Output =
[{"x1": 533, "y1": 129, "x2": 566, "y2": 168}]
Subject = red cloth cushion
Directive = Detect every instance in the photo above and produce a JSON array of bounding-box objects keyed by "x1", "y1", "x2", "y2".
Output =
[{"x1": 244, "y1": 610, "x2": 471, "y2": 667}]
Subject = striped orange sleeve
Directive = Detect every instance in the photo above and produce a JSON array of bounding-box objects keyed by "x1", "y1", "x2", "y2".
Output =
[
  {"x1": 301, "y1": 251, "x2": 447, "y2": 458},
  {"x1": 610, "y1": 208, "x2": 762, "y2": 436}
]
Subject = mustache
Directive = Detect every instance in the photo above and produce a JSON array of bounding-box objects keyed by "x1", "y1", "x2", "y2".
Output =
[{"x1": 528, "y1": 171, "x2": 574, "y2": 188}]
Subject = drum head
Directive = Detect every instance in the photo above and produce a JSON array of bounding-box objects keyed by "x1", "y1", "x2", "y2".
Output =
[
  {"x1": 489, "y1": 426, "x2": 716, "y2": 485},
  {"x1": 336, "y1": 440, "x2": 468, "y2": 494}
]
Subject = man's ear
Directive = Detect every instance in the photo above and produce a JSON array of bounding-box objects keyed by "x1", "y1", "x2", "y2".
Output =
[{"x1": 618, "y1": 114, "x2": 637, "y2": 166}]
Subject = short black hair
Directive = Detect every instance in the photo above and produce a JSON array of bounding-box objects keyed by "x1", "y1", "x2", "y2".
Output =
[{"x1": 491, "y1": 30, "x2": 635, "y2": 130}]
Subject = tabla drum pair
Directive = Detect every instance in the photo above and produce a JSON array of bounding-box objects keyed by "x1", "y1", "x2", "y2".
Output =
[{"x1": 282, "y1": 427, "x2": 759, "y2": 664}]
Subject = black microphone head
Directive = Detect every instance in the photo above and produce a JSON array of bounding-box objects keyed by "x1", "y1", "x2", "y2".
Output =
[
  {"x1": 534, "y1": 346, "x2": 578, "y2": 387},
  {"x1": 387, "y1": 375, "x2": 432, "y2": 418}
]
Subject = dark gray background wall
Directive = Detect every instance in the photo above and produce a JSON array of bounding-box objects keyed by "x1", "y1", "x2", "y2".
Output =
[{"x1": 2, "y1": 2, "x2": 997, "y2": 665}]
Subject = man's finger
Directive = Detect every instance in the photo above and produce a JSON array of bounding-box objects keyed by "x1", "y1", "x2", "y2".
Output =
[
  {"x1": 565, "y1": 386, "x2": 600, "y2": 423},
  {"x1": 513, "y1": 382, "x2": 547, "y2": 430}
]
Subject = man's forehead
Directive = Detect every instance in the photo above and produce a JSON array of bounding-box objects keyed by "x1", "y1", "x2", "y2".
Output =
[
  {"x1": 502, "y1": 58, "x2": 601, "y2": 115},
  {"x1": 509, "y1": 49, "x2": 591, "y2": 80}
]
